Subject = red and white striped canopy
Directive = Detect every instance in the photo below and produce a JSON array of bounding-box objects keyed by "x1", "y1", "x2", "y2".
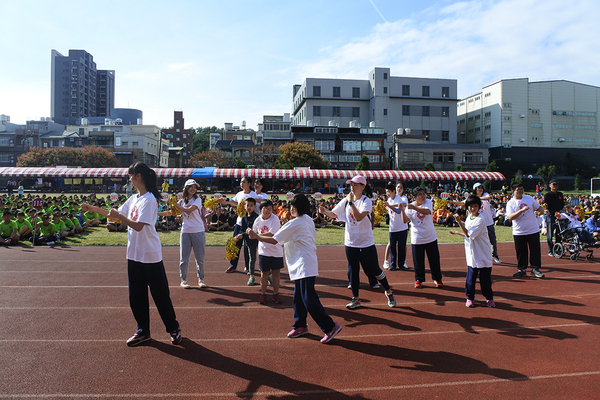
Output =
[{"x1": 0, "y1": 167, "x2": 506, "y2": 181}]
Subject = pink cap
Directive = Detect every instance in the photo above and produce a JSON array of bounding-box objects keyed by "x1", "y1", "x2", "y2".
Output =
[{"x1": 346, "y1": 175, "x2": 367, "y2": 185}]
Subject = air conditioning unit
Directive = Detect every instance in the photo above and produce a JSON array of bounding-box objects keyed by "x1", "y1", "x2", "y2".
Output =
[
  {"x1": 558, "y1": 138, "x2": 565, "y2": 142},
  {"x1": 520, "y1": 138, "x2": 526, "y2": 142}
]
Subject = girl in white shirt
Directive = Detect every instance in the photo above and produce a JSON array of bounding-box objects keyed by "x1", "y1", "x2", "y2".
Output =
[
  {"x1": 402, "y1": 187, "x2": 444, "y2": 289},
  {"x1": 319, "y1": 176, "x2": 396, "y2": 310},
  {"x1": 450, "y1": 195, "x2": 495, "y2": 308},
  {"x1": 383, "y1": 181, "x2": 409, "y2": 271},
  {"x1": 248, "y1": 194, "x2": 342, "y2": 344},
  {"x1": 175, "y1": 179, "x2": 207, "y2": 289},
  {"x1": 82, "y1": 162, "x2": 181, "y2": 347}
]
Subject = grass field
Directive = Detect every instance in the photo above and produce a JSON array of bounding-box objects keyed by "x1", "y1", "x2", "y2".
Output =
[{"x1": 28, "y1": 222, "x2": 516, "y2": 247}]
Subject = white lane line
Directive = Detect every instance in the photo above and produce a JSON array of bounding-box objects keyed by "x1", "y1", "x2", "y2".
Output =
[
  {"x1": 1, "y1": 370, "x2": 600, "y2": 398},
  {"x1": 0, "y1": 322, "x2": 597, "y2": 343}
]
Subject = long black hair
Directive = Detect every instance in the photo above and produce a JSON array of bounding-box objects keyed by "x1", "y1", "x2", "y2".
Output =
[{"x1": 128, "y1": 162, "x2": 160, "y2": 201}]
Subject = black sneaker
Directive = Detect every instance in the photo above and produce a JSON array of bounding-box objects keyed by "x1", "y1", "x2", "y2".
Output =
[
  {"x1": 531, "y1": 269, "x2": 545, "y2": 278},
  {"x1": 126, "y1": 333, "x2": 151, "y2": 347},
  {"x1": 513, "y1": 269, "x2": 527, "y2": 278},
  {"x1": 170, "y1": 328, "x2": 182, "y2": 345}
]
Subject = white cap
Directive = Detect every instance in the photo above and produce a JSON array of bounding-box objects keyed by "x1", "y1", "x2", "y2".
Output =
[{"x1": 184, "y1": 179, "x2": 199, "y2": 188}]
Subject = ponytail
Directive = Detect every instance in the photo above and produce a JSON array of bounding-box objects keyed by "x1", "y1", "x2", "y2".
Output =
[{"x1": 128, "y1": 162, "x2": 160, "y2": 201}]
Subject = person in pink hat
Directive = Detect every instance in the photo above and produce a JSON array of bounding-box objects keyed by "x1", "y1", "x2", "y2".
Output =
[{"x1": 319, "y1": 175, "x2": 396, "y2": 309}]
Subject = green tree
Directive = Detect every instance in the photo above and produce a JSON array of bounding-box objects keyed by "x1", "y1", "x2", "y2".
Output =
[
  {"x1": 275, "y1": 142, "x2": 329, "y2": 169},
  {"x1": 454, "y1": 164, "x2": 465, "y2": 172},
  {"x1": 574, "y1": 174, "x2": 582, "y2": 191},
  {"x1": 355, "y1": 154, "x2": 370, "y2": 170},
  {"x1": 424, "y1": 162, "x2": 435, "y2": 171},
  {"x1": 191, "y1": 126, "x2": 222, "y2": 154},
  {"x1": 251, "y1": 144, "x2": 279, "y2": 168},
  {"x1": 485, "y1": 161, "x2": 498, "y2": 172},
  {"x1": 16, "y1": 146, "x2": 119, "y2": 167},
  {"x1": 536, "y1": 165, "x2": 556, "y2": 186}
]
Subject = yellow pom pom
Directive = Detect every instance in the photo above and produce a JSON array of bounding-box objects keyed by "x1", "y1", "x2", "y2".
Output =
[
  {"x1": 169, "y1": 195, "x2": 181, "y2": 216},
  {"x1": 204, "y1": 197, "x2": 220, "y2": 211},
  {"x1": 374, "y1": 199, "x2": 387, "y2": 216},
  {"x1": 225, "y1": 237, "x2": 241, "y2": 260},
  {"x1": 236, "y1": 199, "x2": 246, "y2": 218},
  {"x1": 433, "y1": 197, "x2": 447, "y2": 211}
]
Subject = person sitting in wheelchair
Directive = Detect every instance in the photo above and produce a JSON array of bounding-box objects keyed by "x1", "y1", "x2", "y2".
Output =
[{"x1": 557, "y1": 205, "x2": 597, "y2": 247}]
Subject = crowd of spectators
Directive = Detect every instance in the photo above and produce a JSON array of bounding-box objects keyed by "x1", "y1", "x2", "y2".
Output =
[{"x1": 3, "y1": 182, "x2": 600, "y2": 246}]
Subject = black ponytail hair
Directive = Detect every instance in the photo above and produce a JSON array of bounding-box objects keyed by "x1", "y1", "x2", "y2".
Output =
[
  {"x1": 363, "y1": 183, "x2": 373, "y2": 199},
  {"x1": 128, "y1": 162, "x2": 160, "y2": 201}
]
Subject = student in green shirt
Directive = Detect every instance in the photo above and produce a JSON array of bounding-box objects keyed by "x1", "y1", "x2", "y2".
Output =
[
  {"x1": 68, "y1": 211, "x2": 83, "y2": 234},
  {"x1": 52, "y1": 213, "x2": 68, "y2": 240},
  {"x1": 15, "y1": 211, "x2": 33, "y2": 239},
  {"x1": 34, "y1": 215, "x2": 56, "y2": 245},
  {"x1": 0, "y1": 210, "x2": 19, "y2": 245}
]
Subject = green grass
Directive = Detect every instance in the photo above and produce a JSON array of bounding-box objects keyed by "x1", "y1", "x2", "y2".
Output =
[{"x1": 25, "y1": 222, "x2": 516, "y2": 247}]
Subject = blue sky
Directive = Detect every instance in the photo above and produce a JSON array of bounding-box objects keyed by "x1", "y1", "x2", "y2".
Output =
[{"x1": 1, "y1": 0, "x2": 599, "y2": 130}]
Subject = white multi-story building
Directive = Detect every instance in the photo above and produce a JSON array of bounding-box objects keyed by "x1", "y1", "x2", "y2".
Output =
[
  {"x1": 256, "y1": 114, "x2": 292, "y2": 147},
  {"x1": 457, "y1": 78, "x2": 600, "y2": 168},
  {"x1": 292, "y1": 67, "x2": 458, "y2": 151}
]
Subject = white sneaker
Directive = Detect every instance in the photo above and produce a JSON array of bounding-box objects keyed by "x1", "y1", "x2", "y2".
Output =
[
  {"x1": 198, "y1": 279, "x2": 207, "y2": 288},
  {"x1": 492, "y1": 257, "x2": 502, "y2": 263},
  {"x1": 383, "y1": 260, "x2": 390, "y2": 270},
  {"x1": 180, "y1": 280, "x2": 190, "y2": 289}
]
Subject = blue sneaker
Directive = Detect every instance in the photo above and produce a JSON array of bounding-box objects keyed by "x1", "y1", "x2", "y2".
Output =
[
  {"x1": 268, "y1": 274, "x2": 273, "y2": 286},
  {"x1": 247, "y1": 275, "x2": 255, "y2": 286}
]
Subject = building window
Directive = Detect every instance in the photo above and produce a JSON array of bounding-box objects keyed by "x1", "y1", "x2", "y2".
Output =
[
  {"x1": 463, "y1": 152, "x2": 483, "y2": 162},
  {"x1": 176, "y1": 120, "x2": 180, "y2": 124},
  {"x1": 352, "y1": 87, "x2": 360, "y2": 98},
  {"x1": 343, "y1": 140, "x2": 361, "y2": 151},
  {"x1": 442, "y1": 107, "x2": 449, "y2": 117},
  {"x1": 504, "y1": 116, "x2": 511, "y2": 120},
  {"x1": 403, "y1": 152, "x2": 424, "y2": 161},
  {"x1": 442, "y1": 131, "x2": 449, "y2": 141},
  {"x1": 423, "y1": 130, "x2": 430, "y2": 140},
  {"x1": 504, "y1": 103, "x2": 512, "y2": 107},
  {"x1": 402, "y1": 105, "x2": 410, "y2": 116},
  {"x1": 333, "y1": 87, "x2": 340, "y2": 97},
  {"x1": 333, "y1": 107, "x2": 341, "y2": 117},
  {"x1": 402, "y1": 85, "x2": 410, "y2": 96},
  {"x1": 383, "y1": 109, "x2": 388, "y2": 116},
  {"x1": 422, "y1": 86, "x2": 430, "y2": 97},
  {"x1": 442, "y1": 87, "x2": 450, "y2": 98},
  {"x1": 433, "y1": 152, "x2": 454, "y2": 163},
  {"x1": 313, "y1": 106, "x2": 321, "y2": 116},
  {"x1": 313, "y1": 86, "x2": 321, "y2": 97},
  {"x1": 132, "y1": 141, "x2": 139, "y2": 147},
  {"x1": 383, "y1": 87, "x2": 388, "y2": 94},
  {"x1": 362, "y1": 141, "x2": 379, "y2": 151},
  {"x1": 352, "y1": 107, "x2": 360, "y2": 118},
  {"x1": 422, "y1": 106, "x2": 430, "y2": 117},
  {"x1": 383, "y1": 72, "x2": 388, "y2": 79}
]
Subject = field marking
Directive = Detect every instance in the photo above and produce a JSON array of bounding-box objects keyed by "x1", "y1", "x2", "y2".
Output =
[
  {"x1": 1, "y1": 370, "x2": 599, "y2": 398},
  {"x1": 0, "y1": 321, "x2": 597, "y2": 343}
]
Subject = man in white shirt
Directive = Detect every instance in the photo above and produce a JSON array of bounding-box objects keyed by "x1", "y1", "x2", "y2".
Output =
[{"x1": 506, "y1": 183, "x2": 544, "y2": 278}]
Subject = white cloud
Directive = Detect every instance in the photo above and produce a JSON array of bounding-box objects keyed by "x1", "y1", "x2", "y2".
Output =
[{"x1": 292, "y1": 0, "x2": 600, "y2": 98}]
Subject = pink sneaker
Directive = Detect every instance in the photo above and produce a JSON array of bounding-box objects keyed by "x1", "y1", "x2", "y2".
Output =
[
  {"x1": 287, "y1": 326, "x2": 309, "y2": 338},
  {"x1": 486, "y1": 299, "x2": 496, "y2": 308},
  {"x1": 320, "y1": 323, "x2": 342, "y2": 344},
  {"x1": 465, "y1": 299, "x2": 474, "y2": 307},
  {"x1": 258, "y1": 294, "x2": 267, "y2": 304}
]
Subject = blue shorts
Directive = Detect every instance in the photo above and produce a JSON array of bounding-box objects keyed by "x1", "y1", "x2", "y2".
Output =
[{"x1": 259, "y1": 255, "x2": 284, "y2": 272}]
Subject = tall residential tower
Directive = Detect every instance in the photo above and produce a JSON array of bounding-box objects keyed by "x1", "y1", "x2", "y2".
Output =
[{"x1": 50, "y1": 49, "x2": 115, "y2": 125}]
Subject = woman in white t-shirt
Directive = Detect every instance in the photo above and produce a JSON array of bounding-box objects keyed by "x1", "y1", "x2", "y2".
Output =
[
  {"x1": 402, "y1": 187, "x2": 444, "y2": 289},
  {"x1": 473, "y1": 183, "x2": 502, "y2": 263},
  {"x1": 383, "y1": 181, "x2": 409, "y2": 271},
  {"x1": 81, "y1": 162, "x2": 181, "y2": 347},
  {"x1": 221, "y1": 176, "x2": 257, "y2": 273},
  {"x1": 248, "y1": 194, "x2": 342, "y2": 344},
  {"x1": 175, "y1": 179, "x2": 207, "y2": 289},
  {"x1": 319, "y1": 175, "x2": 396, "y2": 310}
]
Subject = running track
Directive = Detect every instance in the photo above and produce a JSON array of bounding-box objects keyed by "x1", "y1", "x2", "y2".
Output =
[{"x1": 1, "y1": 242, "x2": 599, "y2": 399}]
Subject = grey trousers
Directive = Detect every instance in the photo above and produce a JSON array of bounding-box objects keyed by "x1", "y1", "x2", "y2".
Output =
[{"x1": 179, "y1": 231, "x2": 206, "y2": 279}]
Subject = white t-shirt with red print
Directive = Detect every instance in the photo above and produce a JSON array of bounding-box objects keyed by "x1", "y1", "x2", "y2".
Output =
[
  {"x1": 506, "y1": 194, "x2": 541, "y2": 236},
  {"x1": 331, "y1": 196, "x2": 374, "y2": 248},
  {"x1": 252, "y1": 213, "x2": 284, "y2": 258},
  {"x1": 405, "y1": 198, "x2": 437, "y2": 245},
  {"x1": 119, "y1": 192, "x2": 162, "y2": 263}
]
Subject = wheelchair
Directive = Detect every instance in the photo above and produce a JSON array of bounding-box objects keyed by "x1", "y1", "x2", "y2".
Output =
[{"x1": 552, "y1": 218, "x2": 598, "y2": 261}]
